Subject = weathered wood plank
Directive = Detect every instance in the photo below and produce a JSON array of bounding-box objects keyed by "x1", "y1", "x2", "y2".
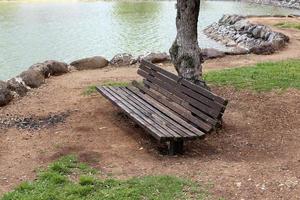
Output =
[
  {"x1": 143, "y1": 79, "x2": 218, "y2": 126},
  {"x1": 140, "y1": 64, "x2": 224, "y2": 112},
  {"x1": 104, "y1": 86, "x2": 177, "y2": 139},
  {"x1": 97, "y1": 86, "x2": 167, "y2": 141},
  {"x1": 138, "y1": 68, "x2": 221, "y2": 119},
  {"x1": 127, "y1": 86, "x2": 205, "y2": 137},
  {"x1": 120, "y1": 87, "x2": 199, "y2": 138},
  {"x1": 141, "y1": 59, "x2": 228, "y2": 106},
  {"x1": 109, "y1": 87, "x2": 184, "y2": 138},
  {"x1": 117, "y1": 87, "x2": 190, "y2": 138},
  {"x1": 132, "y1": 81, "x2": 212, "y2": 133}
]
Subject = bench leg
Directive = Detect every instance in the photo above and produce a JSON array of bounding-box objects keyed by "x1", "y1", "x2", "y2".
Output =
[{"x1": 169, "y1": 140, "x2": 184, "y2": 155}]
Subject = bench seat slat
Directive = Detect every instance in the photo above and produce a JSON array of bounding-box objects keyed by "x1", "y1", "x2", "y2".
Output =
[
  {"x1": 108, "y1": 87, "x2": 187, "y2": 138},
  {"x1": 97, "y1": 86, "x2": 169, "y2": 141},
  {"x1": 122, "y1": 87, "x2": 203, "y2": 138},
  {"x1": 119, "y1": 87, "x2": 194, "y2": 138},
  {"x1": 126, "y1": 87, "x2": 205, "y2": 137},
  {"x1": 104, "y1": 86, "x2": 180, "y2": 139}
]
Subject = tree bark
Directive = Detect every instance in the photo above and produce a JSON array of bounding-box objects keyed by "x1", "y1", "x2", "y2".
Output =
[{"x1": 169, "y1": 0, "x2": 205, "y2": 86}]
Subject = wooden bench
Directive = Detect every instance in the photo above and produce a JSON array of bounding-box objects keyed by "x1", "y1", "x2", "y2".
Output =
[{"x1": 96, "y1": 60, "x2": 228, "y2": 155}]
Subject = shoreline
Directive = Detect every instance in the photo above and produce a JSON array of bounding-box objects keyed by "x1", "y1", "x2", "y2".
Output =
[
  {"x1": 0, "y1": 14, "x2": 299, "y2": 82},
  {"x1": 1, "y1": 15, "x2": 300, "y2": 107}
]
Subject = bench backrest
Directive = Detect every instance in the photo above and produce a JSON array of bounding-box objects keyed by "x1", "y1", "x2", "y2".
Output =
[{"x1": 136, "y1": 59, "x2": 228, "y2": 133}]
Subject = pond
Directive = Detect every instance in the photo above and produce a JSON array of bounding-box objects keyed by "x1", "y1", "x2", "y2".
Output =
[{"x1": 0, "y1": 0, "x2": 299, "y2": 80}]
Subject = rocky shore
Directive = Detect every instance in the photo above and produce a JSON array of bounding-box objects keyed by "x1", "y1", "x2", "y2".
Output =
[
  {"x1": 204, "y1": 15, "x2": 290, "y2": 55},
  {"x1": 242, "y1": 0, "x2": 300, "y2": 10},
  {"x1": 0, "y1": 52, "x2": 171, "y2": 107},
  {"x1": 0, "y1": 15, "x2": 293, "y2": 107}
]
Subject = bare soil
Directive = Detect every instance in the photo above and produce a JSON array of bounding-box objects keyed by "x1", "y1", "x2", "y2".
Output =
[{"x1": 0, "y1": 17, "x2": 299, "y2": 199}]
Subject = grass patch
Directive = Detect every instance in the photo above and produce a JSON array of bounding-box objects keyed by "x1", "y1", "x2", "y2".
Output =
[
  {"x1": 274, "y1": 22, "x2": 300, "y2": 30},
  {"x1": 83, "y1": 81, "x2": 130, "y2": 95},
  {"x1": 101, "y1": 81, "x2": 130, "y2": 87},
  {"x1": 1, "y1": 155, "x2": 206, "y2": 200},
  {"x1": 83, "y1": 85, "x2": 97, "y2": 95},
  {"x1": 204, "y1": 59, "x2": 300, "y2": 92}
]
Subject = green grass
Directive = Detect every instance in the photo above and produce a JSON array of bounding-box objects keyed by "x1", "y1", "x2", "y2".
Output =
[
  {"x1": 204, "y1": 59, "x2": 300, "y2": 92},
  {"x1": 101, "y1": 81, "x2": 130, "y2": 87},
  {"x1": 85, "y1": 60, "x2": 299, "y2": 94},
  {"x1": 274, "y1": 22, "x2": 300, "y2": 30},
  {"x1": 83, "y1": 85, "x2": 98, "y2": 95},
  {"x1": 1, "y1": 155, "x2": 207, "y2": 200},
  {"x1": 83, "y1": 81, "x2": 130, "y2": 95}
]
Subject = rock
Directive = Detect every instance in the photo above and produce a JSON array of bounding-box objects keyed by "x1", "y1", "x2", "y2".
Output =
[
  {"x1": 236, "y1": 34, "x2": 248, "y2": 44},
  {"x1": 226, "y1": 40, "x2": 237, "y2": 47},
  {"x1": 250, "y1": 43, "x2": 276, "y2": 55},
  {"x1": 230, "y1": 15, "x2": 244, "y2": 25},
  {"x1": 259, "y1": 28, "x2": 268, "y2": 39},
  {"x1": 7, "y1": 77, "x2": 29, "y2": 97},
  {"x1": 201, "y1": 48, "x2": 226, "y2": 60},
  {"x1": 225, "y1": 47, "x2": 249, "y2": 55},
  {"x1": 70, "y1": 56, "x2": 108, "y2": 70},
  {"x1": 233, "y1": 19, "x2": 250, "y2": 31},
  {"x1": 252, "y1": 26, "x2": 263, "y2": 39},
  {"x1": 268, "y1": 32, "x2": 288, "y2": 42},
  {"x1": 218, "y1": 14, "x2": 229, "y2": 24},
  {"x1": 30, "y1": 63, "x2": 51, "y2": 78},
  {"x1": 0, "y1": 81, "x2": 13, "y2": 106},
  {"x1": 110, "y1": 53, "x2": 137, "y2": 66},
  {"x1": 19, "y1": 69, "x2": 45, "y2": 88},
  {"x1": 45, "y1": 60, "x2": 69, "y2": 76},
  {"x1": 139, "y1": 52, "x2": 170, "y2": 63},
  {"x1": 30, "y1": 60, "x2": 69, "y2": 77},
  {"x1": 68, "y1": 65, "x2": 77, "y2": 72}
]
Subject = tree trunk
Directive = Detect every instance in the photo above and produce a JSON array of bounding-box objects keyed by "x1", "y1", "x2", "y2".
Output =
[{"x1": 169, "y1": 0, "x2": 206, "y2": 86}]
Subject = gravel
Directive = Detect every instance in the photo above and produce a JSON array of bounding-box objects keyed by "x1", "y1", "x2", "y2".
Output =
[{"x1": 0, "y1": 111, "x2": 71, "y2": 131}]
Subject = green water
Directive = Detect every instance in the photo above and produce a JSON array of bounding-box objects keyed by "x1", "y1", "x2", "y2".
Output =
[{"x1": 0, "y1": 0, "x2": 299, "y2": 80}]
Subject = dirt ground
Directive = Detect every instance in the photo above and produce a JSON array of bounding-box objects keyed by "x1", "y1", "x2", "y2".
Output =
[{"x1": 0, "y1": 17, "x2": 299, "y2": 199}]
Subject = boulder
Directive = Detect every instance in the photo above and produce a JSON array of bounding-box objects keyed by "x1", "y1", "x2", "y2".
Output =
[
  {"x1": 67, "y1": 65, "x2": 77, "y2": 72},
  {"x1": 219, "y1": 14, "x2": 231, "y2": 24},
  {"x1": 0, "y1": 81, "x2": 13, "y2": 107},
  {"x1": 45, "y1": 60, "x2": 69, "y2": 76},
  {"x1": 252, "y1": 26, "x2": 263, "y2": 39},
  {"x1": 234, "y1": 19, "x2": 251, "y2": 31},
  {"x1": 7, "y1": 77, "x2": 29, "y2": 97},
  {"x1": 139, "y1": 52, "x2": 171, "y2": 63},
  {"x1": 201, "y1": 48, "x2": 226, "y2": 60},
  {"x1": 250, "y1": 43, "x2": 276, "y2": 55},
  {"x1": 30, "y1": 62, "x2": 51, "y2": 78},
  {"x1": 70, "y1": 56, "x2": 108, "y2": 70},
  {"x1": 30, "y1": 60, "x2": 69, "y2": 77},
  {"x1": 226, "y1": 40, "x2": 237, "y2": 47},
  {"x1": 110, "y1": 53, "x2": 137, "y2": 66},
  {"x1": 225, "y1": 47, "x2": 249, "y2": 55},
  {"x1": 19, "y1": 69, "x2": 45, "y2": 88}
]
